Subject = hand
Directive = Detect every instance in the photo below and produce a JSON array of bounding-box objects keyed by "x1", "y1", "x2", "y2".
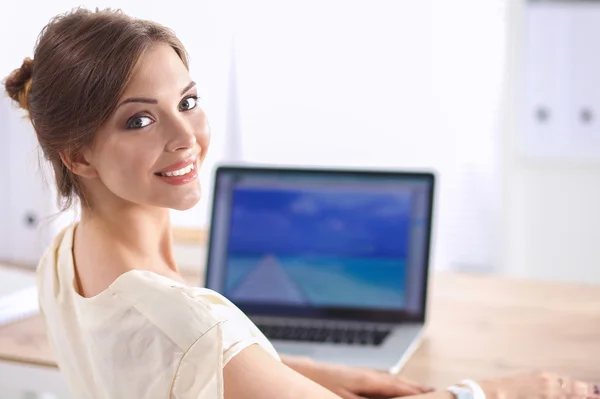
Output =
[
  {"x1": 282, "y1": 356, "x2": 433, "y2": 398},
  {"x1": 477, "y1": 371, "x2": 600, "y2": 399}
]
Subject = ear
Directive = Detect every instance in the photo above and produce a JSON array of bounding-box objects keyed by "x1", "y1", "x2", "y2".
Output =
[{"x1": 59, "y1": 148, "x2": 98, "y2": 179}]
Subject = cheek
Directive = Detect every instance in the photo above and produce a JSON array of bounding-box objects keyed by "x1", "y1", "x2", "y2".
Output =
[
  {"x1": 99, "y1": 136, "x2": 160, "y2": 186},
  {"x1": 195, "y1": 118, "x2": 211, "y2": 156},
  {"x1": 198, "y1": 133, "x2": 210, "y2": 159}
]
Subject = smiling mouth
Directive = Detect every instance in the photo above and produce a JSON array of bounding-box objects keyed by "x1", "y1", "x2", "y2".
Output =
[{"x1": 155, "y1": 162, "x2": 195, "y2": 177}]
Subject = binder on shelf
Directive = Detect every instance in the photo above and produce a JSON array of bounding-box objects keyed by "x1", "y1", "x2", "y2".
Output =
[
  {"x1": 522, "y1": 2, "x2": 600, "y2": 160},
  {"x1": 1, "y1": 94, "x2": 75, "y2": 267}
]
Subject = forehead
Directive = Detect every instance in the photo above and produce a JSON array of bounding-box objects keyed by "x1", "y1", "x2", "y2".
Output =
[{"x1": 122, "y1": 43, "x2": 189, "y2": 97}]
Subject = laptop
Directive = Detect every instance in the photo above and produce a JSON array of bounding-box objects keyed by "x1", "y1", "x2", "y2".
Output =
[{"x1": 205, "y1": 165, "x2": 435, "y2": 373}]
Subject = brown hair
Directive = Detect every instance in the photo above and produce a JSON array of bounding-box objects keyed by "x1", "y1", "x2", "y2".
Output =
[{"x1": 3, "y1": 8, "x2": 189, "y2": 210}]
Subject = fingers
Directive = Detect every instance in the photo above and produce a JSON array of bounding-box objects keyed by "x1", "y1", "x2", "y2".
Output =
[
  {"x1": 396, "y1": 376, "x2": 435, "y2": 393},
  {"x1": 337, "y1": 389, "x2": 368, "y2": 399},
  {"x1": 382, "y1": 382, "x2": 423, "y2": 396},
  {"x1": 357, "y1": 371, "x2": 431, "y2": 397},
  {"x1": 539, "y1": 372, "x2": 600, "y2": 399},
  {"x1": 559, "y1": 376, "x2": 600, "y2": 398},
  {"x1": 569, "y1": 380, "x2": 600, "y2": 399}
]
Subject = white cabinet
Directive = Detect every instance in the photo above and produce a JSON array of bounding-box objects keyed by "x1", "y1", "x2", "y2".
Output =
[
  {"x1": 0, "y1": 360, "x2": 70, "y2": 398},
  {"x1": 522, "y1": 2, "x2": 600, "y2": 161}
]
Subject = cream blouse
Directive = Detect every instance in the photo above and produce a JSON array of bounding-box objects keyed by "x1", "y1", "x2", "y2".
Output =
[{"x1": 36, "y1": 224, "x2": 279, "y2": 398}]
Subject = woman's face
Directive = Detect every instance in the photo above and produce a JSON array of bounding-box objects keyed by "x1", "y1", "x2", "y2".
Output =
[{"x1": 84, "y1": 43, "x2": 210, "y2": 211}]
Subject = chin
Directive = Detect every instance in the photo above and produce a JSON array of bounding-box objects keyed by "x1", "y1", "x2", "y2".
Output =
[
  {"x1": 169, "y1": 187, "x2": 202, "y2": 211},
  {"x1": 170, "y1": 198, "x2": 200, "y2": 211}
]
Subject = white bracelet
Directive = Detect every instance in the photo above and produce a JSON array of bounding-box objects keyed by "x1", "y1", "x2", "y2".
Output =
[
  {"x1": 447, "y1": 385, "x2": 474, "y2": 399},
  {"x1": 460, "y1": 379, "x2": 486, "y2": 399}
]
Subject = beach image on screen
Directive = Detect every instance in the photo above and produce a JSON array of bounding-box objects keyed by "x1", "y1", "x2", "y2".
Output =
[{"x1": 224, "y1": 185, "x2": 412, "y2": 309}]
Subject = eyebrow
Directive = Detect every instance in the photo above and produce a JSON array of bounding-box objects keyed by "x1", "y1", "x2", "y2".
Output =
[{"x1": 117, "y1": 81, "x2": 197, "y2": 108}]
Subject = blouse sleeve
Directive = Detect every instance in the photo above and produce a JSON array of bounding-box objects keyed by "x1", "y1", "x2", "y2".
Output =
[
  {"x1": 209, "y1": 301, "x2": 265, "y2": 366},
  {"x1": 170, "y1": 323, "x2": 224, "y2": 399},
  {"x1": 170, "y1": 290, "x2": 274, "y2": 398}
]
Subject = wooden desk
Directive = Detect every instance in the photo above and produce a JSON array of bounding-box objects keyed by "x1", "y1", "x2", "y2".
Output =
[{"x1": 1, "y1": 269, "x2": 599, "y2": 387}]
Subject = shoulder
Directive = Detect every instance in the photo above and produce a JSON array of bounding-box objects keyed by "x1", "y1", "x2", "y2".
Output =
[
  {"x1": 37, "y1": 223, "x2": 74, "y2": 273},
  {"x1": 109, "y1": 270, "x2": 280, "y2": 364},
  {"x1": 36, "y1": 223, "x2": 76, "y2": 306},
  {"x1": 108, "y1": 270, "x2": 224, "y2": 350}
]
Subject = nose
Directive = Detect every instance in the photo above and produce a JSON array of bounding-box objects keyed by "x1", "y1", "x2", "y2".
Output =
[{"x1": 165, "y1": 115, "x2": 198, "y2": 153}]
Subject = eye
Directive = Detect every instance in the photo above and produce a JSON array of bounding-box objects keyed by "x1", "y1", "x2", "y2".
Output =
[
  {"x1": 127, "y1": 115, "x2": 154, "y2": 129},
  {"x1": 179, "y1": 95, "x2": 199, "y2": 111}
]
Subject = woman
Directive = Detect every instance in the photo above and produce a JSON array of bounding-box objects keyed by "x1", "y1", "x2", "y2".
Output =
[{"x1": 4, "y1": 7, "x2": 598, "y2": 399}]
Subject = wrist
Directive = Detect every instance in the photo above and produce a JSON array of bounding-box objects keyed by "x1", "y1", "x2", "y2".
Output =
[
  {"x1": 460, "y1": 379, "x2": 487, "y2": 399},
  {"x1": 446, "y1": 379, "x2": 487, "y2": 399},
  {"x1": 469, "y1": 380, "x2": 496, "y2": 399},
  {"x1": 447, "y1": 386, "x2": 474, "y2": 399}
]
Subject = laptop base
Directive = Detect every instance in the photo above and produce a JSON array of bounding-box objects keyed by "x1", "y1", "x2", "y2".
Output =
[{"x1": 271, "y1": 322, "x2": 424, "y2": 372}]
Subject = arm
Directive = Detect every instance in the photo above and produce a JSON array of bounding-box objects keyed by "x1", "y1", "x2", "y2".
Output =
[
  {"x1": 226, "y1": 349, "x2": 600, "y2": 399},
  {"x1": 224, "y1": 345, "x2": 340, "y2": 399},
  {"x1": 224, "y1": 345, "x2": 452, "y2": 399},
  {"x1": 280, "y1": 354, "x2": 432, "y2": 397}
]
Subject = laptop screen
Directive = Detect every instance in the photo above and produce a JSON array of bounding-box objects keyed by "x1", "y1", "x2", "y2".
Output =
[{"x1": 205, "y1": 166, "x2": 434, "y2": 323}]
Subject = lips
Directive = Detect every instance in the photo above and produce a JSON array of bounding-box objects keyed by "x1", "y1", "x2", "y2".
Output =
[
  {"x1": 155, "y1": 154, "x2": 198, "y2": 176},
  {"x1": 156, "y1": 162, "x2": 195, "y2": 177},
  {"x1": 154, "y1": 154, "x2": 200, "y2": 186}
]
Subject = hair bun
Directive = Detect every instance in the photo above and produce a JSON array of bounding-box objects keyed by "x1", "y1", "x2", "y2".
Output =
[{"x1": 4, "y1": 57, "x2": 34, "y2": 110}]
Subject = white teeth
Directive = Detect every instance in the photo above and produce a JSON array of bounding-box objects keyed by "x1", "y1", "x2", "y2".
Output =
[{"x1": 159, "y1": 162, "x2": 195, "y2": 177}]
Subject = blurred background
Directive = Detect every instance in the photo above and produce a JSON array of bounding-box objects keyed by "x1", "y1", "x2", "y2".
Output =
[
  {"x1": 2, "y1": 0, "x2": 600, "y2": 395},
  {"x1": 4, "y1": 0, "x2": 600, "y2": 284}
]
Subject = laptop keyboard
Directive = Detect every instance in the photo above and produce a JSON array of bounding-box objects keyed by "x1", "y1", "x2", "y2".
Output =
[{"x1": 255, "y1": 322, "x2": 392, "y2": 346}]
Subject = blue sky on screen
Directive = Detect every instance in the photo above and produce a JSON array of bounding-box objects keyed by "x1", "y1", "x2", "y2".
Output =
[{"x1": 227, "y1": 187, "x2": 411, "y2": 258}]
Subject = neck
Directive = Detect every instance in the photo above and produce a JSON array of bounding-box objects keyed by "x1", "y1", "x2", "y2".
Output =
[{"x1": 77, "y1": 199, "x2": 178, "y2": 275}]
